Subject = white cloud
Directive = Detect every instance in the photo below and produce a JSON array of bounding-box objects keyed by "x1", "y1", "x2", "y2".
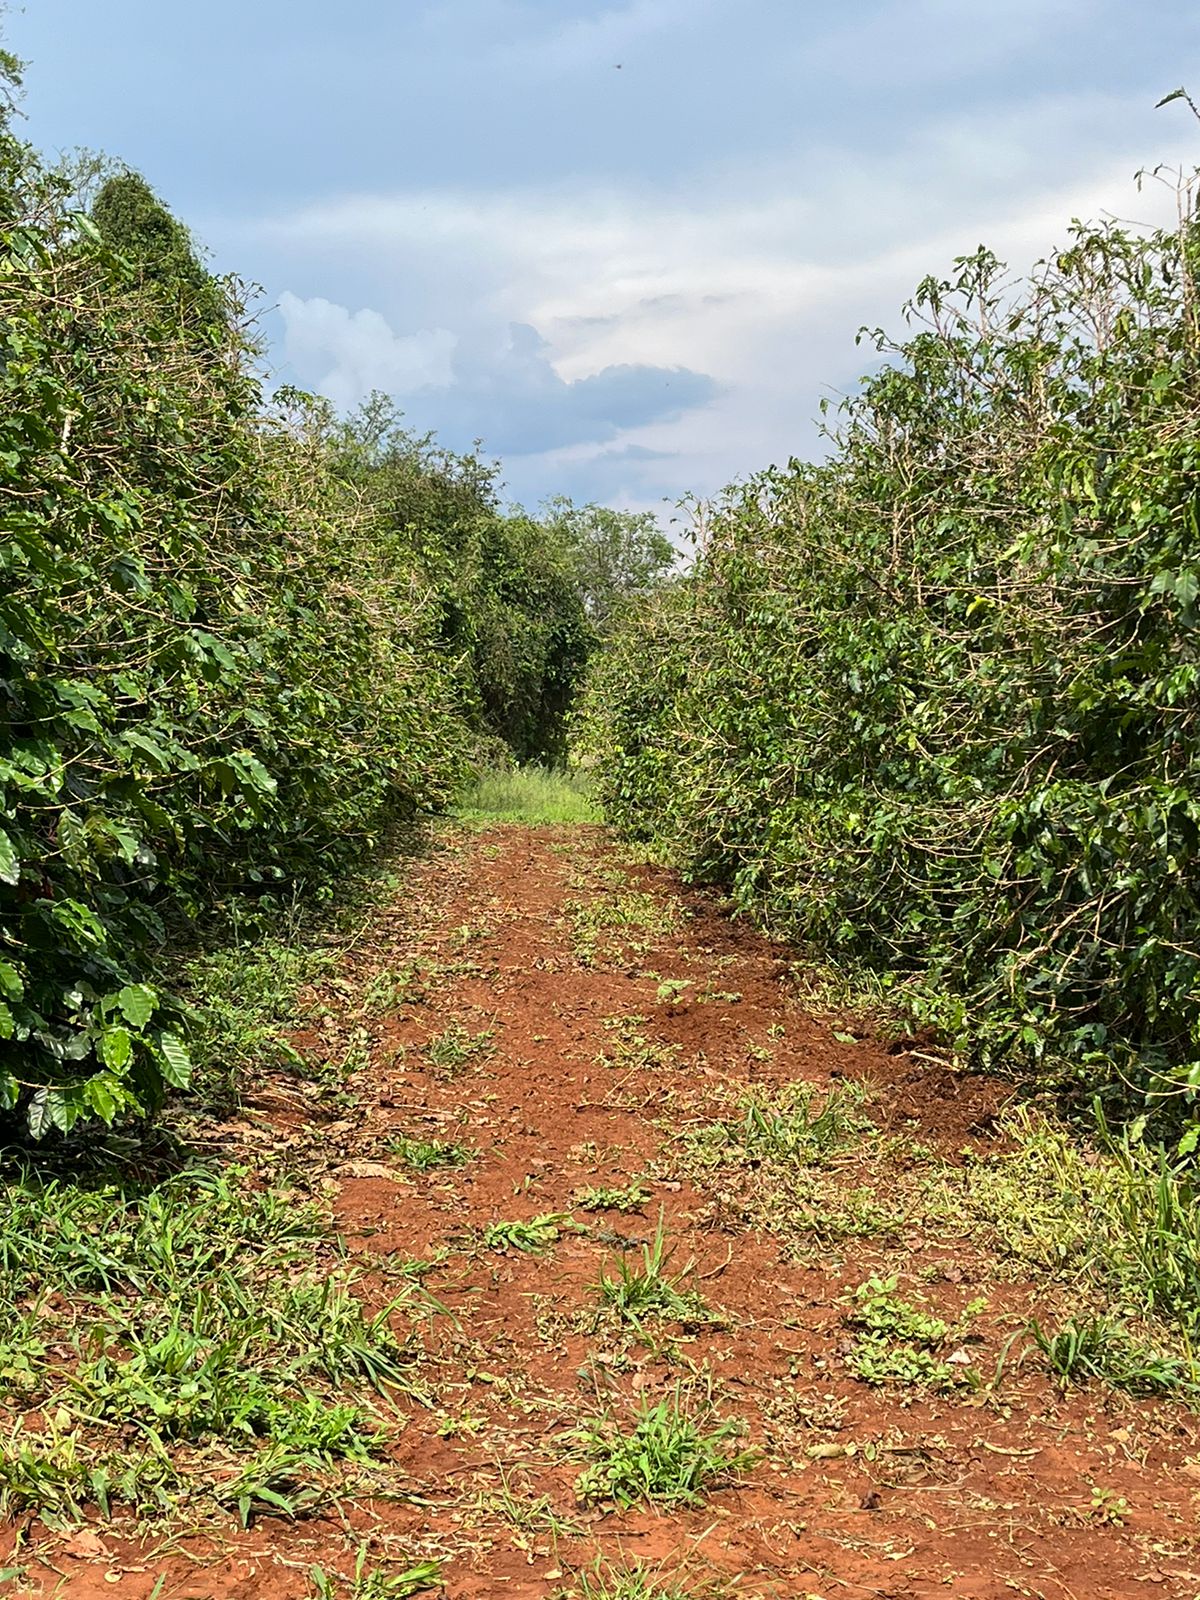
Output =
[
  {"x1": 254, "y1": 77, "x2": 1189, "y2": 510},
  {"x1": 276, "y1": 292, "x2": 456, "y2": 413}
]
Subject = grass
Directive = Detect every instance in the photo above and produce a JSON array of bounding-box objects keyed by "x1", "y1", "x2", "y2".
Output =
[
  {"x1": 423, "y1": 1024, "x2": 494, "y2": 1076},
  {"x1": 1027, "y1": 1313, "x2": 1197, "y2": 1397},
  {"x1": 457, "y1": 764, "x2": 601, "y2": 825},
  {"x1": 684, "y1": 1081, "x2": 873, "y2": 1168},
  {"x1": 573, "y1": 1382, "x2": 755, "y2": 1508},
  {"x1": 310, "y1": 1545, "x2": 442, "y2": 1599},
  {"x1": 596, "y1": 1216, "x2": 711, "y2": 1329},
  {"x1": 571, "y1": 1559, "x2": 714, "y2": 1599},
  {"x1": 0, "y1": 1163, "x2": 423, "y2": 1528}
]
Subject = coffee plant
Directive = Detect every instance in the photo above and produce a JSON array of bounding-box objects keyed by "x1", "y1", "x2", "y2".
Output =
[
  {"x1": 584, "y1": 184, "x2": 1200, "y2": 1150},
  {"x1": 0, "y1": 61, "x2": 592, "y2": 1138}
]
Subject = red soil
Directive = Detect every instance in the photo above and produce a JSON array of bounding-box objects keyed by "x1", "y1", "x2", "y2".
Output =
[{"x1": 8, "y1": 825, "x2": 1200, "y2": 1599}]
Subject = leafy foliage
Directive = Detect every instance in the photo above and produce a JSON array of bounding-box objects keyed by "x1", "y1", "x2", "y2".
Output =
[
  {"x1": 326, "y1": 395, "x2": 593, "y2": 764},
  {"x1": 90, "y1": 171, "x2": 226, "y2": 334},
  {"x1": 0, "y1": 96, "x2": 605, "y2": 1138},
  {"x1": 541, "y1": 498, "x2": 677, "y2": 635},
  {"x1": 584, "y1": 192, "x2": 1200, "y2": 1147}
]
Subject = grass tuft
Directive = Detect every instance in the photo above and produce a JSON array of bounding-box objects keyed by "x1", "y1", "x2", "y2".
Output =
[
  {"x1": 596, "y1": 1215, "x2": 711, "y2": 1329},
  {"x1": 1028, "y1": 1313, "x2": 1197, "y2": 1397},
  {"x1": 388, "y1": 1136, "x2": 471, "y2": 1172},
  {"x1": 573, "y1": 1382, "x2": 755, "y2": 1507}
]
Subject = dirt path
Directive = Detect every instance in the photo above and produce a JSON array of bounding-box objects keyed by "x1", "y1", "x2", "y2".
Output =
[{"x1": 14, "y1": 823, "x2": 1200, "y2": 1598}]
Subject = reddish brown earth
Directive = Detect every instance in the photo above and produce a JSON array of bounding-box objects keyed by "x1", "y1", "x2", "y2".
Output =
[{"x1": 8, "y1": 824, "x2": 1200, "y2": 1599}]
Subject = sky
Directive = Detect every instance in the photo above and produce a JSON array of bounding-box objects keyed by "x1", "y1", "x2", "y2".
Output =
[{"x1": 6, "y1": 0, "x2": 1200, "y2": 517}]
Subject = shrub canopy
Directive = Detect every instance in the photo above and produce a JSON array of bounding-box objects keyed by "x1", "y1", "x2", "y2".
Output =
[{"x1": 584, "y1": 210, "x2": 1200, "y2": 1148}]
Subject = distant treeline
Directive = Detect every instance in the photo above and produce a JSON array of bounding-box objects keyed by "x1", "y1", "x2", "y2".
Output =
[
  {"x1": 584, "y1": 190, "x2": 1200, "y2": 1150},
  {"x1": 0, "y1": 51, "x2": 671, "y2": 1137}
]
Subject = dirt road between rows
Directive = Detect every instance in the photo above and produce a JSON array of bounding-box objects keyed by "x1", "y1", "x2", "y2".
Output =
[{"x1": 15, "y1": 823, "x2": 1200, "y2": 1599}]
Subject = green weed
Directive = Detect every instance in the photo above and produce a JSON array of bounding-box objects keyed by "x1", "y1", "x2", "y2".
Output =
[
  {"x1": 310, "y1": 1545, "x2": 442, "y2": 1598},
  {"x1": 574, "y1": 1180, "x2": 651, "y2": 1214},
  {"x1": 1028, "y1": 1313, "x2": 1197, "y2": 1397},
  {"x1": 844, "y1": 1276, "x2": 980, "y2": 1393},
  {"x1": 389, "y1": 1136, "x2": 471, "y2": 1172},
  {"x1": 423, "y1": 1024, "x2": 494, "y2": 1077},
  {"x1": 596, "y1": 1217, "x2": 711, "y2": 1329},
  {"x1": 362, "y1": 964, "x2": 427, "y2": 1016},
  {"x1": 573, "y1": 1383, "x2": 755, "y2": 1507},
  {"x1": 684, "y1": 1081, "x2": 873, "y2": 1169},
  {"x1": 481, "y1": 1213, "x2": 571, "y2": 1253},
  {"x1": 848, "y1": 1275, "x2": 950, "y2": 1346}
]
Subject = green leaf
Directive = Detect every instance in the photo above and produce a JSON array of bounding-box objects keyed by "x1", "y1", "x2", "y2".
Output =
[
  {"x1": 84, "y1": 1076, "x2": 118, "y2": 1123},
  {"x1": 116, "y1": 983, "x2": 157, "y2": 1028},
  {"x1": 0, "y1": 828, "x2": 18, "y2": 886},
  {"x1": 26, "y1": 1089, "x2": 51, "y2": 1140},
  {"x1": 47, "y1": 1087, "x2": 83, "y2": 1133},
  {"x1": 98, "y1": 1025, "x2": 132, "y2": 1070},
  {"x1": 157, "y1": 1032, "x2": 192, "y2": 1088}
]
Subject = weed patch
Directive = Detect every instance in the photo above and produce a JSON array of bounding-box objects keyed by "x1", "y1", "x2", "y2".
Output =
[
  {"x1": 573, "y1": 1383, "x2": 755, "y2": 1508},
  {"x1": 567, "y1": 891, "x2": 683, "y2": 966},
  {"x1": 683, "y1": 1081, "x2": 873, "y2": 1169},
  {"x1": 599, "y1": 1016, "x2": 681, "y2": 1073},
  {"x1": 596, "y1": 1217, "x2": 712, "y2": 1330},
  {"x1": 423, "y1": 1024, "x2": 494, "y2": 1077},
  {"x1": 924, "y1": 1109, "x2": 1200, "y2": 1342},
  {"x1": 574, "y1": 1180, "x2": 651, "y2": 1214},
  {"x1": 481, "y1": 1213, "x2": 572, "y2": 1253},
  {"x1": 0, "y1": 1163, "x2": 425, "y2": 1529},
  {"x1": 389, "y1": 1136, "x2": 472, "y2": 1172},
  {"x1": 844, "y1": 1276, "x2": 981, "y2": 1393},
  {"x1": 1028, "y1": 1314, "x2": 1197, "y2": 1398}
]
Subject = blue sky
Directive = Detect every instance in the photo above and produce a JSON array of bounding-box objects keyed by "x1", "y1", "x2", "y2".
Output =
[{"x1": 7, "y1": 0, "x2": 1200, "y2": 515}]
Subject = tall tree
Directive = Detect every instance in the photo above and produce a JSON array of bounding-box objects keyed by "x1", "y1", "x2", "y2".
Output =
[{"x1": 542, "y1": 498, "x2": 677, "y2": 634}]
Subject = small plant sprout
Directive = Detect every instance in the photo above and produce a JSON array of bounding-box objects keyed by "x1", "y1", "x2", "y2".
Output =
[
  {"x1": 481, "y1": 1213, "x2": 572, "y2": 1253},
  {"x1": 389, "y1": 1136, "x2": 471, "y2": 1172},
  {"x1": 574, "y1": 1179, "x2": 652, "y2": 1214}
]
